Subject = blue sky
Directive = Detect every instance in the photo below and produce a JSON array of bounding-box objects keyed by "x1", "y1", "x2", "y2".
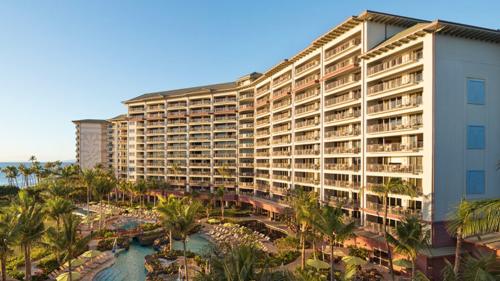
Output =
[{"x1": 0, "y1": 0, "x2": 497, "y2": 162}]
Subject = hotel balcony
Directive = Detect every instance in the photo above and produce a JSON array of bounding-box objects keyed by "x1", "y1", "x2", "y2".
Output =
[
  {"x1": 257, "y1": 139, "x2": 271, "y2": 147},
  {"x1": 272, "y1": 162, "x2": 291, "y2": 169},
  {"x1": 167, "y1": 169, "x2": 187, "y2": 176},
  {"x1": 148, "y1": 113, "x2": 164, "y2": 118},
  {"x1": 295, "y1": 73, "x2": 319, "y2": 89},
  {"x1": 190, "y1": 108, "x2": 211, "y2": 115},
  {"x1": 214, "y1": 179, "x2": 236, "y2": 186},
  {"x1": 256, "y1": 106, "x2": 270, "y2": 117},
  {"x1": 215, "y1": 124, "x2": 237, "y2": 131},
  {"x1": 295, "y1": 57, "x2": 320, "y2": 78},
  {"x1": 130, "y1": 106, "x2": 145, "y2": 112},
  {"x1": 239, "y1": 181, "x2": 254, "y2": 187},
  {"x1": 167, "y1": 152, "x2": 187, "y2": 158},
  {"x1": 272, "y1": 85, "x2": 292, "y2": 99},
  {"x1": 367, "y1": 140, "x2": 423, "y2": 154},
  {"x1": 167, "y1": 102, "x2": 187, "y2": 108},
  {"x1": 325, "y1": 73, "x2": 361, "y2": 93},
  {"x1": 273, "y1": 72, "x2": 292, "y2": 88},
  {"x1": 189, "y1": 162, "x2": 210, "y2": 168},
  {"x1": 166, "y1": 144, "x2": 185, "y2": 150},
  {"x1": 214, "y1": 143, "x2": 237, "y2": 149},
  {"x1": 365, "y1": 201, "x2": 422, "y2": 219},
  {"x1": 367, "y1": 49, "x2": 423, "y2": 77},
  {"x1": 325, "y1": 126, "x2": 361, "y2": 139},
  {"x1": 294, "y1": 162, "x2": 320, "y2": 170},
  {"x1": 273, "y1": 97, "x2": 292, "y2": 111},
  {"x1": 324, "y1": 179, "x2": 361, "y2": 190},
  {"x1": 190, "y1": 179, "x2": 211, "y2": 185},
  {"x1": 148, "y1": 121, "x2": 165, "y2": 127},
  {"x1": 240, "y1": 122, "x2": 254, "y2": 129},
  {"x1": 190, "y1": 126, "x2": 210, "y2": 132},
  {"x1": 272, "y1": 150, "x2": 291, "y2": 157},
  {"x1": 190, "y1": 153, "x2": 211, "y2": 158},
  {"x1": 239, "y1": 93, "x2": 254, "y2": 100},
  {"x1": 167, "y1": 119, "x2": 187, "y2": 125},
  {"x1": 295, "y1": 102, "x2": 319, "y2": 116},
  {"x1": 256, "y1": 84, "x2": 270, "y2": 97},
  {"x1": 324, "y1": 142, "x2": 361, "y2": 154},
  {"x1": 190, "y1": 117, "x2": 211, "y2": 124},
  {"x1": 295, "y1": 87, "x2": 320, "y2": 104},
  {"x1": 324, "y1": 56, "x2": 360, "y2": 77},
  {"x1": 256, "y1": 117, "x2": 270, "y2": 127},
  {"x1": 325, "y1": 107, "x2": 361, "y2": 123},
  {"x1": 295, "y1": 148, "x2": 320, "y2": 156},
  {"x1": 294, "y1": 175, "x2": 319, "y2": 185},
  {"x1": 256, "y1": 162, "x2": 270, "y2": 168},
  {"x1": 147, "y1": 137, "x2": 165, "y2": 143},
  {"x1": 256, "y1": 95, "x2": 269, "y2": 105},
  {"x1": 147, "y1": 153, "x2": 165, "y2": 159},
  {"x1": 367, "y1": 93, "x2": 423, "y2": 115},
  {"x1": 214, "y1": 153, "x2": 237, "y2": 158},
  {"x1": 148, "y1": 104, "x2": 166, "y2": 110},
  {"x1": 324, "y1": 190, "x2": 360, "y2": 207},
  {"x1": 367, "y1": 71, "x2": 423, "y2": 96},
  {"x1": 147, "y1": 129, "x2": 166, "y2": 135},
  {"x1": 215, "y1": 97, "x2": 237, "y2": 104},
  {"x1": 167, "y1": 136, "x2": 187, "y2": 142},
  {"x1": 256, "y1": 172, "x2": 270, "y2": 180},
  {"x1": 324, "y1": 163, "x2": 361, "y2": 172},
  {"x1": 214, "y1": 134, "x2": 237, "y2": 140},
  {"x1": 273, "y1": 111, "x2": 292, "y2": 123},
  {"x1": 256, "y1": 181, "x2": 270, "y2": 191},
  {"x1": 190, "y1": 99, "x2": 211, "y2": 107},
  {"x1": 367, "y1": 114, "x2": 423, "y2": 134},
  {"x1": 190, "y1": 170, "x2": 211, "y2": 176},
  {"x1": 190, "y1": 135, "x2": 211, "y2": 141},
  {"x1": 191, "y1": 144, "x2": 211, "y2": 150},
  {"x1": 256, "y1": 129, "x2": 270, "y2": 137},
  {"x1": 325, "y1": 37, "x2": 361, "y2": 61},
  {"x1": 214, "y1": 106, "x2": 236, "y2": 113},
  {"x1": 272, "y1": 123, "x2": 291, "y2": 134},
  {"x1": 166, "y1": 110, "x2": 187, "y2": 116},
  {"x1": 167, "y1": 161, "x2": 187, "y2": 168},
  {"x1": 214, "y1": 115, "x2": 237, "y2": 122},
  {"x1": 239, "y1": 112, "x2": 254, "y2": 120},
  {"x1": 295, "y1": 131, "x2": 320, "y2": 143},
  {"x1": 272, "y1": 136, "x2": 290, "y2": 146},
  {"x1": 255, "y1": 151, "x2": 270, "y2": 157},
  {"x1": 366, "y1": 163, "x2": 423, "y2": 175},
  {"x1": 239, "y1": 104, "x2": 254, "y2": 111},
  {"x1": 147, "y1": 161, "x2": 165, "y2": 167},
  {"x1": 239, "y1": 162, "x2": 254, "y2": 168},
  {"x1": 213, "y1": 161, "x2": 237, "y2": 167},
  {"x1": 295, "y1": 117, "x2": 320, "y2": 130}
]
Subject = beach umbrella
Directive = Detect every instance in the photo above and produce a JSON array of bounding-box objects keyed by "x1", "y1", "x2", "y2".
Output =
[
  {"x1": 135, "y1": 206, "x2": 141, "y2": 209},
  {"x1": 82, "y1": 250, "x2": 101, "y2": 262},
  {"x1": 106, "y1": 209, "x2": 119, "y2": 215},
  {"x1": 306, "y1": 259, "x2": 330, "y2": 269},
  {"x1": 56, "y1": 272, "x2": 81, "y2": 281},
  {"x1": 224, "y1": 222, "x2": 236, "y2": 227},
  {"x1": 393, "y1": 259, "x2": 412, "y2": 268},
  {"x1": 81, "y1": 219, "x2": 93, "y2": 224},
  {"x1": 324, "y1": 246, "x2": 349, "y2": 257},
  {"x1": 89, "y1": 201, "x2": 97, "y2": 205},
  {"x1": 342, "y1": 256, "x2": 367, "y2": 265},
  {"x1": 64, "y1": 258, "x2": 86, "y2": 267}
]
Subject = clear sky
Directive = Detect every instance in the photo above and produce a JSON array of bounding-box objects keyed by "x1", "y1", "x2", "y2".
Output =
[{"x1": 0, "y1": 0, "x2": 497, "y2": 162}]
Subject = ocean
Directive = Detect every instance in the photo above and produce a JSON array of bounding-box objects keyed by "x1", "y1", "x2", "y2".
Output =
[{"x1": 0, "y1": 162, "x2": 74, "y2": 187}]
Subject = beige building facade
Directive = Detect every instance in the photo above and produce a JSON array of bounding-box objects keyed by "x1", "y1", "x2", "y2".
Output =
[{"x1": 73, "y1": 11, "x2": 500, "y2": 279}]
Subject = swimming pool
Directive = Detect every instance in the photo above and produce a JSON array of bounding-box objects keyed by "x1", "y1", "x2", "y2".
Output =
[
  {"x1": 93, "y1": 240, "x2": 155, "y2": 281},
  {"x1": 171, "y1": 233, "x2": 209, "y2": 253},
  {"x1": 73, "y1": 208, "x2": 96, "y2": 217}
]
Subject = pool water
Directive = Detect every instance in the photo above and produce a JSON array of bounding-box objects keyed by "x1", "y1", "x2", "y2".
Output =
[
  {"x1": 73, "y1": 208, "x2": 96, "y2": 217},
  {"x1": 93, "y1": 241, "x2": 155, "y2": 281},
  {"x1": 171, "y1": 233, "x2": 209, "y2": 253},
  {"x1": 119, "y1": 221, "x2": 140, "y2": 230}
]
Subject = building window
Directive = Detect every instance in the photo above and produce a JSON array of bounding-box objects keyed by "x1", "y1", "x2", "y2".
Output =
[
  {"x1": 130, "y1": 121, "x2": 135, "y2": 125},
  {"x1": 467, "y1": 79, "x2": 485, "y2": 105},
  {"x1": 129, "y1": 167, "x2": 135, "y2": 172},
  {"x1": 467, "y1": 125, "x2": 485, "y2": 149},
  {"x1": 467, "y1": 170, "x2": 485, "y2": 194}
]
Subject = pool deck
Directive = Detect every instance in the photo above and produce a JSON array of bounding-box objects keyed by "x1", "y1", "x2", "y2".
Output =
[{"x1": 78, "y1": 249, "x2": 124, "y2": 281}]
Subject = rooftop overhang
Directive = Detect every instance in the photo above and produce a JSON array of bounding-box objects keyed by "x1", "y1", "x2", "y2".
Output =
[{"x1": 357, "y1": 10, "x2": 429, "y2": 27}]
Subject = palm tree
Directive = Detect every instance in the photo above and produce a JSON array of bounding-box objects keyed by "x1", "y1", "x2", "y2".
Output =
[
  {"x1": 169, "y1": 199, "x2": 201, "y2": 281},
  {"x1": 316, "y1": 205, "x2": 356, "y2": 281},
  {"x1": 210, "y1": 243, "x2": 263, "y2": 281},
  {"x1": 41, "y1": 182, "x2": 67, "y2": 199},
  {"x1": 80, "y1": 168, "x2": 95, "y2": 215},
  {"x1": 205, "y1": 194, "x2": 215, "y2": 220},
  {"x1": 158, "y1": 179, "x2": 171, "y2": 200},
  {"x1": 170, "y1": 163, "x2": 181, "y2": 188},
  {"x1": 156, "y1": 195, "x2": 180, "y2": 252},
  {"x1": 12, "y1": 191, "x2": 46, "y2": 281},
  {"x1": 0, "y1": 213, "x2": 19, "y2": 281},
  {"x1": 134, "y1": 179, "x2": 149, "y2": 211},
  {"x1": 287, "y1": 186, "x2": 318, "y2": 269},
  {"x1": 217, "y1": 163, "x2": 232, "y2": 186},
  {"x1": 215, "y1": 186, "x2": 225, "y2": 219},
  {"x1": 92, "y1": 176, "x2": 118, "y2": 233},
  {"x1": 149, "y1": 178, "x2": 159, "y2": 207},
  {"x1": 366, "y1": 178, "x2": 422, "y2": 281},
  {"x1": 46, "y1": 197, "x2": 75, "y2": 233},
  {"x1": 386, "y1": 215, "x2": 431, "y2": 278},
  {"x1": 18, "y1": 163, "x2": 30, "y2": 188},
  {"x1": 445, "y1": 197, "x2": 500, "y2": 274},
  {"x1": 45, "y1": 214, "x2": 95, "y2": 281},
  {"x1": 118, "y1": 179, "x2": 129, "y2": 204},
  {"x1": 57, "y1": 165, "x2": 78, "y2": 199}
]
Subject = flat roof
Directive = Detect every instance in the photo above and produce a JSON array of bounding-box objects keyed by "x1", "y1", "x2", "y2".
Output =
[{"x1": 72, "y1": 119, "x2": 110, "y2": 124}]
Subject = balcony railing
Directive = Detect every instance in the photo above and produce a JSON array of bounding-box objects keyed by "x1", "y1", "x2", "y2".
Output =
[
  {"x1": 325, "y1": 128, "x2": 361, "y2": 139},
  {"x1": 214, "y1": 144, "x2": 237, "y2": 149},
  {"x1": 295, "y1": 59, "x2": 319, "y2": 75},
  {"x1": 325, "y1": 147, "x2": 361, "y2": 154},
  {"x1": 190, "y1": 100, "x2": 211, "y2": 106},
  {"x1": 325, "y1": 57, "x2": 360, "y2": 75},
  {"x1": 325, "y1": 73, "x2": 361, "y2": 91},
  {"x1": 167, "y1": 102, "x2": 186, "y2": 108},
  {"x1": 325, "y1": 37, "x2": 361, "y2": 59},
  {"x1": 240, "y1": 143, "x2": 254, "y2": 148},
  {"x1": 325, "y1": 110, "x2": 361, "y2": 123},
  {"x1": 294, "y1": 176, "x2": 319, "y2": 185},
  {"x1": 273, "y1": 72, "x2": 292, "y2": 86},
  {"x1": 189, "y1": 136, "x2": 211, "y2": 141},
  {"x1": 272, "y1": 175, "x2": 290, "y2": 182},
  {"x1": 215, "y1": 125, "x2": 237, "y2": 130},
  {"x1": 215, "y1": 97, "x2": 237, "y2": 103},
  {"x1": 366, "y1": 120, "x2": 422, "y2": 134},
  {"x1": 272, "y1": 124, "x2": 290, "y2": 134},
  {"x1": 366, "y1": 164, "x2": 423, "y2": 174},
  {"x1": 367, "y1": 96, "x2": 423, "y2": 114},
  {"x1": 191, "y1": 108, "x2": 211, "y2": 114},
  {"x1": 239, "y1": 181, "x2": 254, "y2": 187},
  {"x1": 325, "y1": 90, "x2": 362, "y2": 107},
  {"x1": 324, "y1": 196, "x2": 360, "y2": 207},
  {"x1": 324, "y1": 179, "x2": 361, "y2": 189},
  {"x1": 240, "y1": 113, "x2": 254, "y2": 119},
  {"x1": 190, "y1": 126, "x2": 210, "y2": 132},
  {"x1": 240, "y1": 93, "x2": 254, "y2": 100},
  {"x1": 239, "y1": 153, "x2": 254, "y2": 158},
  {"x1": 272, "y1": 151, "x2": 291, "y2": 157},
  {"x1": 294, "y1": 163, "x2": 320, "y2": 170},
  {"x1": 256, "y1": 96, "x2": 269, "y2": 105},
  {"x1": 295, "y1": 118, "x2": 319, "y2": 129},
  {"x1": 167, "y1": 128, "x2": 186, "y2": 133},
  {"x1": 239, "y1": 163, "x2": 254, "y2": 168},
  {"x1": 256, "y1": 163, "x2": 270, "y2": 168},
  {"x1": 295, "y1": 87, "x2": 320, "y2": 103},
  {"x1": 273, "y1": 98, "x2": 292, "y2": 110},
  {"x1": 295, "y1": 149, "x2": 320, "y2": 156},
  {"x1": 214, "y1": 134, "x2": 236, "y2": 140},
  {"x1": 190, "y1": 118, "x2": 211, "y2": 123},
  {"x1": 256, "y1": 129, "x2": 270, "y2": 136},
  {"x1": 324, "y1": 164, "x2": 361, "y2": 172},
  {"x1": 256, "y1": 107, "x2": 270, "y2": 116},
  {"x1": 168, "y1": 120, "x2": 187, "y2": 124},
  {"x1": 295, "y1": 133, "x2": 319, "y2": 142},
  {"x1": 272, "y1": 163, "x2": 290, "y2": 169},
  {"x1": 367, "y1": 141, "x2": 423, "y2": 153},
  {"x1": 367, "y1": 71, "x2": 423, "y2": 96},
  {"x1": 190, "y1": 153, "x2": 210, "y2": 158},
  {"x1": 215, "y1": 116, "x2": 237, "y2": 121},
  {"x1": 368, "y1": 49, "x2": 423, "y2": 76},
  {"x1": 273, "y1": 111, "x2": 291, "y2": 122},
  {"x1": 255, "y1": 151, "x2": 270, "y2": 157},
  {"x1": 256, "y1": 84, "x2": 270, "y2": 95},
  {"x1": 167, "y1": 137, "x2": 187, "y2": 141},
  {"x1": 295, "y1": 103, "x2": 318, "y2": 115},
  {"x1": 272, "y1": 85, "x2": 292, "y2": 98},
  {"x1": 295, "y1": 73, "x2": 319, "y2": 88}
]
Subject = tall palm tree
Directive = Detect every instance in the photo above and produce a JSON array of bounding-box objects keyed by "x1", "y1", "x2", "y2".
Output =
[
  {"x1": 366, "y1": 178, "x2": 422, "y2": 281},
  {"x1": 205, "y1": 194, "x2": 215, "y2": 220},
  {"x1": 134, "y1": 179, "x2": 149, "y2": 211},
  {"x1": 386, "y1": 215, "x2": 431, "y2": 278},
  {"x1": 287, "y1": 186, "x2": 318, "y2": 269},
  {"x1": 92, "y1": 176, "x2": 118, "y2": 233},
  {"x1": 80, "y1": 168, "x2": 95, "y2": 215},
  {"x1": 158, "y1": 179, "x2": 171, "y2": 200},
  {"x1": 217, "y1": 163, "x2": 232, "y2": 186},
  {"x1": 215, "y1": 186, "x2": 225, "y2": 219},
  {"x1": 170, "y1": 163, "x2": 181, "y2": 188},
  {"x1": 45, "y1": 214, "x2": 95, "y2": 281},
  {"x1": 156, "y1": 195, "x2": 180, "y2": 252},
  {"x1": 169, "y1": 199, "x2": 201, "y2": 281},
  {"x1": 46, "y1": 197, "x2": 75, "y2": 233},
  {"x1": 149, "y1": 178, "x2": 159, "y2": 207},
  {"x1": 57, "y1": 165, "x2": 78, "y2": 199},
  {"x1": 18, "y1": 163, "x2": 30, "y2": 188},
  {"x1": 41, "y1": 182, "x2": 67, "y2": 199},
  {"x1": 445, "y1": 197, "x2": 500, "y2": 274},
  {"x1": 12, "y1": 191, "x2": 45, "y2": 281},
  {"x1": 0, "y1": 213, "x2": 19, "y2": 281},
  {"x1": 316, "y1": 205, "x2": 356, "y2": 281},
  {"x1": 210, "y1": 243, "x2": 263, "y2": 281},
  {"x1": 118, "y1": 179, "x2": 129, "y2": 204}
]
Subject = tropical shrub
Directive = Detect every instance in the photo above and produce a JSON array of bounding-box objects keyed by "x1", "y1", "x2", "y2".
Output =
[{"x1": 348, "y1": 246, "x2": 371, "y2": 259}]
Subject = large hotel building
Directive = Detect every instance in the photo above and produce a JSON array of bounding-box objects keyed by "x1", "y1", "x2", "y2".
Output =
[{"x1": 73, "y1": 11, "x2": 500, "y2": 278}]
